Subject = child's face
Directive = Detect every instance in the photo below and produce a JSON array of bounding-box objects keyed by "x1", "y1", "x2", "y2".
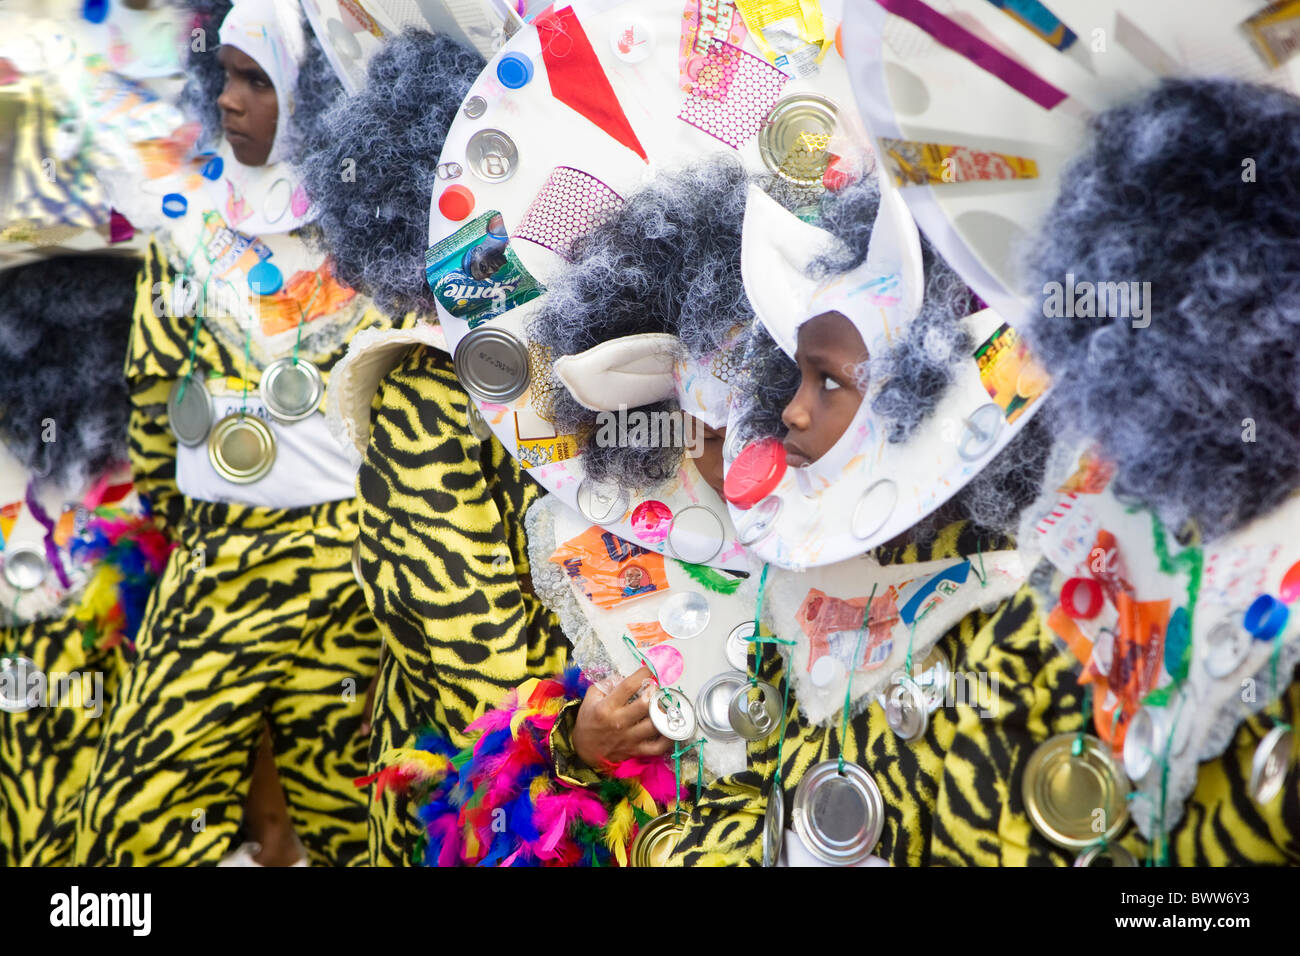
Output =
[
  {"x1": 692, "y1": 417, "x2": 726, "y2": 496},
  {"x1": 216, "y1": 45, "x2": 278, "y2": 167},
  {"x1": 781, "y1": 311, "x2": 868, "y2": 468}
]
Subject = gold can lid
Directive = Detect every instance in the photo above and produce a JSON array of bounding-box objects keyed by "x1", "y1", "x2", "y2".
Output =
[
  {"x1": 1023, "y1": 733, "x2": 1130, "y2": 849},
  {"x1": 208, "y1": 412, "x2": 276, "y2": 484},
  {"x1": 1073, "y1": 842, "x2": 1138, "y2": 867},
  {"x1": 629, "y1": 811, "x2": 686, "y2": 867},
  {"x1": 759, "y1": 93, "x2": 838, "y2": 187}
]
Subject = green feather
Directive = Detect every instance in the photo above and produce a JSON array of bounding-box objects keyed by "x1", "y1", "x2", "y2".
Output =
[{"x1": 677, "y1": 561, "x2": 742, "y2": 594}]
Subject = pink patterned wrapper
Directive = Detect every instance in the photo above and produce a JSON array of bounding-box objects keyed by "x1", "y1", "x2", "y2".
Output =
[
  {"x1": 677, "y1": 40, "x2": 789, "y2": 149},
  {"x1": 514, "y1": 166, "x2": 624, "y2": 261}
]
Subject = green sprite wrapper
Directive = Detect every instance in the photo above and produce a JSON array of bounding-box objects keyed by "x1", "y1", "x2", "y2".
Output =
[{"x1": 425, "y1": 210, "x2": 545, "y2": 327}]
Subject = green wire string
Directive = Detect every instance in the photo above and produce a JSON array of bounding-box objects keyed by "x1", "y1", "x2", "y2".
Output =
[
  {"x1": 1073, "y1": 684, "x2": 1092, "y2": 757},
  {"x1": 1147, "y1": 513, "x2": 1203, "y2": 868},
  {"x1": 172, "y1": 232, "x2": 209, "y2": 405},
  {"x1": 838, "y1": 583, "x2": 878, "y2": 774},
  {"x1": 972, "y1": 537, "x2": 988, "y2": 585},
  {"x1": 240, "y1": 319, "x2": 253, "y2": 418},
  {"x1": 773, "y1": 652, "x2": 792, "y2": 789},
  {"x1": 748, "y1": 563, "x2": 771, "y2": 689},
  {"x1": 290, "y1": 274, "x2": 323, "y2": 367},
  {"x1": 4, "y1": 591, "x2": 20, "y2": 651},
  {"x1": 670, "y1": 737, "x2": 706, "y2": 819},
  {"x1": 621, "y1": 633, "x2": 671, "y2": 705}
]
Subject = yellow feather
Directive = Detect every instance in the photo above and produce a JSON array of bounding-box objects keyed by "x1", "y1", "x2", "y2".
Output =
[
  {"x1": 605, "y1": 798, "x2": 635, "y2": 867},
  {"x1": 383, "y1": 748, "x2": 452, "y2": 782},
  {"x1": 629, "y1": 781, "x2": 659, "y2": 817},
  {"x1": 529, "y1": 774, "x2": 551, "y2": 801},
  {"x1": 510, "y1": 705, "x2": 535, "y2": 738},
  {"x1": 515, "y1": 678, "x2": 541, "y2": 707},
  {"x1": 74, "y1": 566, "x2": 123, "y2": 625}
]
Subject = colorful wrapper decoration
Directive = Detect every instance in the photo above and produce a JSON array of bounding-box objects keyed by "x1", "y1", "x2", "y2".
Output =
[
  {"x1": 1242, "y1": 0, "x2": 1300, "y2": 68},
  {"x1": 69, "y1": 505, "x2": 174, "y2": 654},
  {"x1": 677, "y1": 40, "x2": 789, "y2": 148},
  {"x1": 513, "y1": 166, "x2": 623, "y2": 262},
  {"x1": 360, "y1": 666, "x2": 681, "y2": 866},
  {"x1": 877, "y1": 136, "x2": 1039, "y2": 187}
]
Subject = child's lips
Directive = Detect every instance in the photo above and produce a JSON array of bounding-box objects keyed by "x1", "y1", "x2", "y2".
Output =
[{"x1": 784, "y1": 443, "x2": 811, "y2": 469}]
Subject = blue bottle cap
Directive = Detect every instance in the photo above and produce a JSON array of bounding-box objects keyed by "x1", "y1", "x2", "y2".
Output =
[
  {"x1": 200, "y1": 156, "x2": 224, "y2": 181},
  {"x1": 248, "y1": 261, "x2": 283, "y2": 296},
  {"x1": 1244, "y1": 594, "x2": 1289, "y2": 642},
  {"x1": 161, "y1": 193, "x2": 188, "y2": 218},
  {"x1": 497, "y1": 52, "x2": 534, "y2": 90},
  {"x1": 83, "y1": 0, "x2": 108, "y2": 24}
]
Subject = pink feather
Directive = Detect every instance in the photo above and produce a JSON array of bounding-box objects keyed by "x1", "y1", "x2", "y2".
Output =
[{"x1": 611, "y1": 757, "x2": 680, "y2": 805}]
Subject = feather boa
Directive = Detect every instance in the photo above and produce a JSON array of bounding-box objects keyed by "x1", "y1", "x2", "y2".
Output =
[
  {"x1": 364, "y1": 666, "x2": 681, "y2": 866},
  {"x1": 69, "y1": 506, "x2": 173, "y2": 654}
]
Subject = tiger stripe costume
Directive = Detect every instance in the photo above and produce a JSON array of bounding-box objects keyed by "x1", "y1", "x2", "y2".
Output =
[
  {"x1": 2, "y1": 614, "x2": 125, "y2": 866},
  {"x1": 354, "y1": 344, "x2": 570, "y2": 865},
  {"x1": 671, "y1": 519, "x2": 1300, "y2": 866},
  {"x1": 71, "y1": 242, "x2": 406, "y2": 867},
  {"x1": 667, "y1": 522, "x2": 1087, "y2": 866}
]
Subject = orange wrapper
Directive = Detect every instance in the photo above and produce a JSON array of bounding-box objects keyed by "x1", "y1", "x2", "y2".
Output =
[{"x1": 550, "y1": 526, "x2": 670, "y2": 609}]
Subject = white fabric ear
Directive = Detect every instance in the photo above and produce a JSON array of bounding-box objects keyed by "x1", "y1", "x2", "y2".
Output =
[
  {"x1": 807, "y1": 171, "x2": 925, "y2": 342},
  {"x1": 553, "y1": 333, "x2": 681, "y2": 412},
  {"x1": 741, "y1": 186, "x2": 837, "y2": 359}
]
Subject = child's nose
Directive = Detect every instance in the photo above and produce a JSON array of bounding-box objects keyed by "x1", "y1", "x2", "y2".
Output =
[{"x1": 782, "y1": 388, "x2": 812, "y2": 432}]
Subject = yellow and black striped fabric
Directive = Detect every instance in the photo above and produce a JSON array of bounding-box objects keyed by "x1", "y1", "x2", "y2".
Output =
[
  {"x1": 73, "y1": 497, "x2": 378, "y2": 866},
  {"x1": 1116, "y1": 675, "x2": 1299, "y2": 866},
  {"x1": 69, "y1": 241, "x2": 405, "y2": 866},
  {"x1": 669, "y1": 522, "x2": 1089, "y2": 866},
  {"x1": 1, "y1": 612, "x2": 126, "y2": 866},
  {"x1": 354, "y1": 344, "x2": 570, "y2": 866},
  {"x1": 672, "y1": 519, "x2": 1300, "y2": 866}
]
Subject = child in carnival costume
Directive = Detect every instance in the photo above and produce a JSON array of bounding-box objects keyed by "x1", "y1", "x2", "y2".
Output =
[
  {"x1": 1016, "y1": 77, "x2": 1300, "y2": 865},
  {"x1": 308, "y1": 24, "x2": 690, "y2": 866},
  {"x1": 72, "y1": 0, "x2": 406, "y2": 867}
]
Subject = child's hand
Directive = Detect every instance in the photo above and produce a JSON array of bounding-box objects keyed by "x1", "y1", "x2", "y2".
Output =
[{"x1": 573, "y1": 667, "x2": 674, "y2": 768}]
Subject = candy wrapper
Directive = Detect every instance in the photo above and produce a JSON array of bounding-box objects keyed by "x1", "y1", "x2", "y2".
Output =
[
  {"x1": 550, "y1": 525, "x2": 671, "y2": 610},
  {"x1": 1242, "y1": 0, "x2": 1300, "y2": 68},
  {"x1": 679, "y1": 0, "x2": 748, "y2": 89},
  {"x1": 424, "y1": 211, "x2": 544, "y2": 328},
  {"x1": 877, "y1": 137, "x2": 1039, "y2": 187}
]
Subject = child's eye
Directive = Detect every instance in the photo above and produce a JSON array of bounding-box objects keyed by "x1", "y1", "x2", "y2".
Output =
[{"x1": 822, "y1": 375, "x2": 842, "y2": 392}]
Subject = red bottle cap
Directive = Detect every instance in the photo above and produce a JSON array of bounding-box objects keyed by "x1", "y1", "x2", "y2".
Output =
[
  {"x1": 724, "y1": 439, "x2": 787, "y2": 510},
  {"x1": 438, "y1": 184, "x2": 475, "y2": 221},
  {"x1": 1279, "y1": 560, "x2": 1300, "y2": 604},
  {"x1": 1060, "y1": 577, "x2": 1103, "y2": 620}
]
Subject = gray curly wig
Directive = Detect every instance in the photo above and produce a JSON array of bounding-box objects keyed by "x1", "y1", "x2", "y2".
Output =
[
  {"x1": 0, "y1": 255, "x2": 139, "y2": 488},
  {"x1": 178, "y1": 0, "x2": 342, "y2": 158},
  {"x1": 294, "y1": 29, "x2": 484, "y2": 318},
  {"x1": 526, "y1": 157, "x2": 754, "y2": 490},
  {"x1": 1025, "y1": 77, "x2": 1300, "y2": 542}
]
